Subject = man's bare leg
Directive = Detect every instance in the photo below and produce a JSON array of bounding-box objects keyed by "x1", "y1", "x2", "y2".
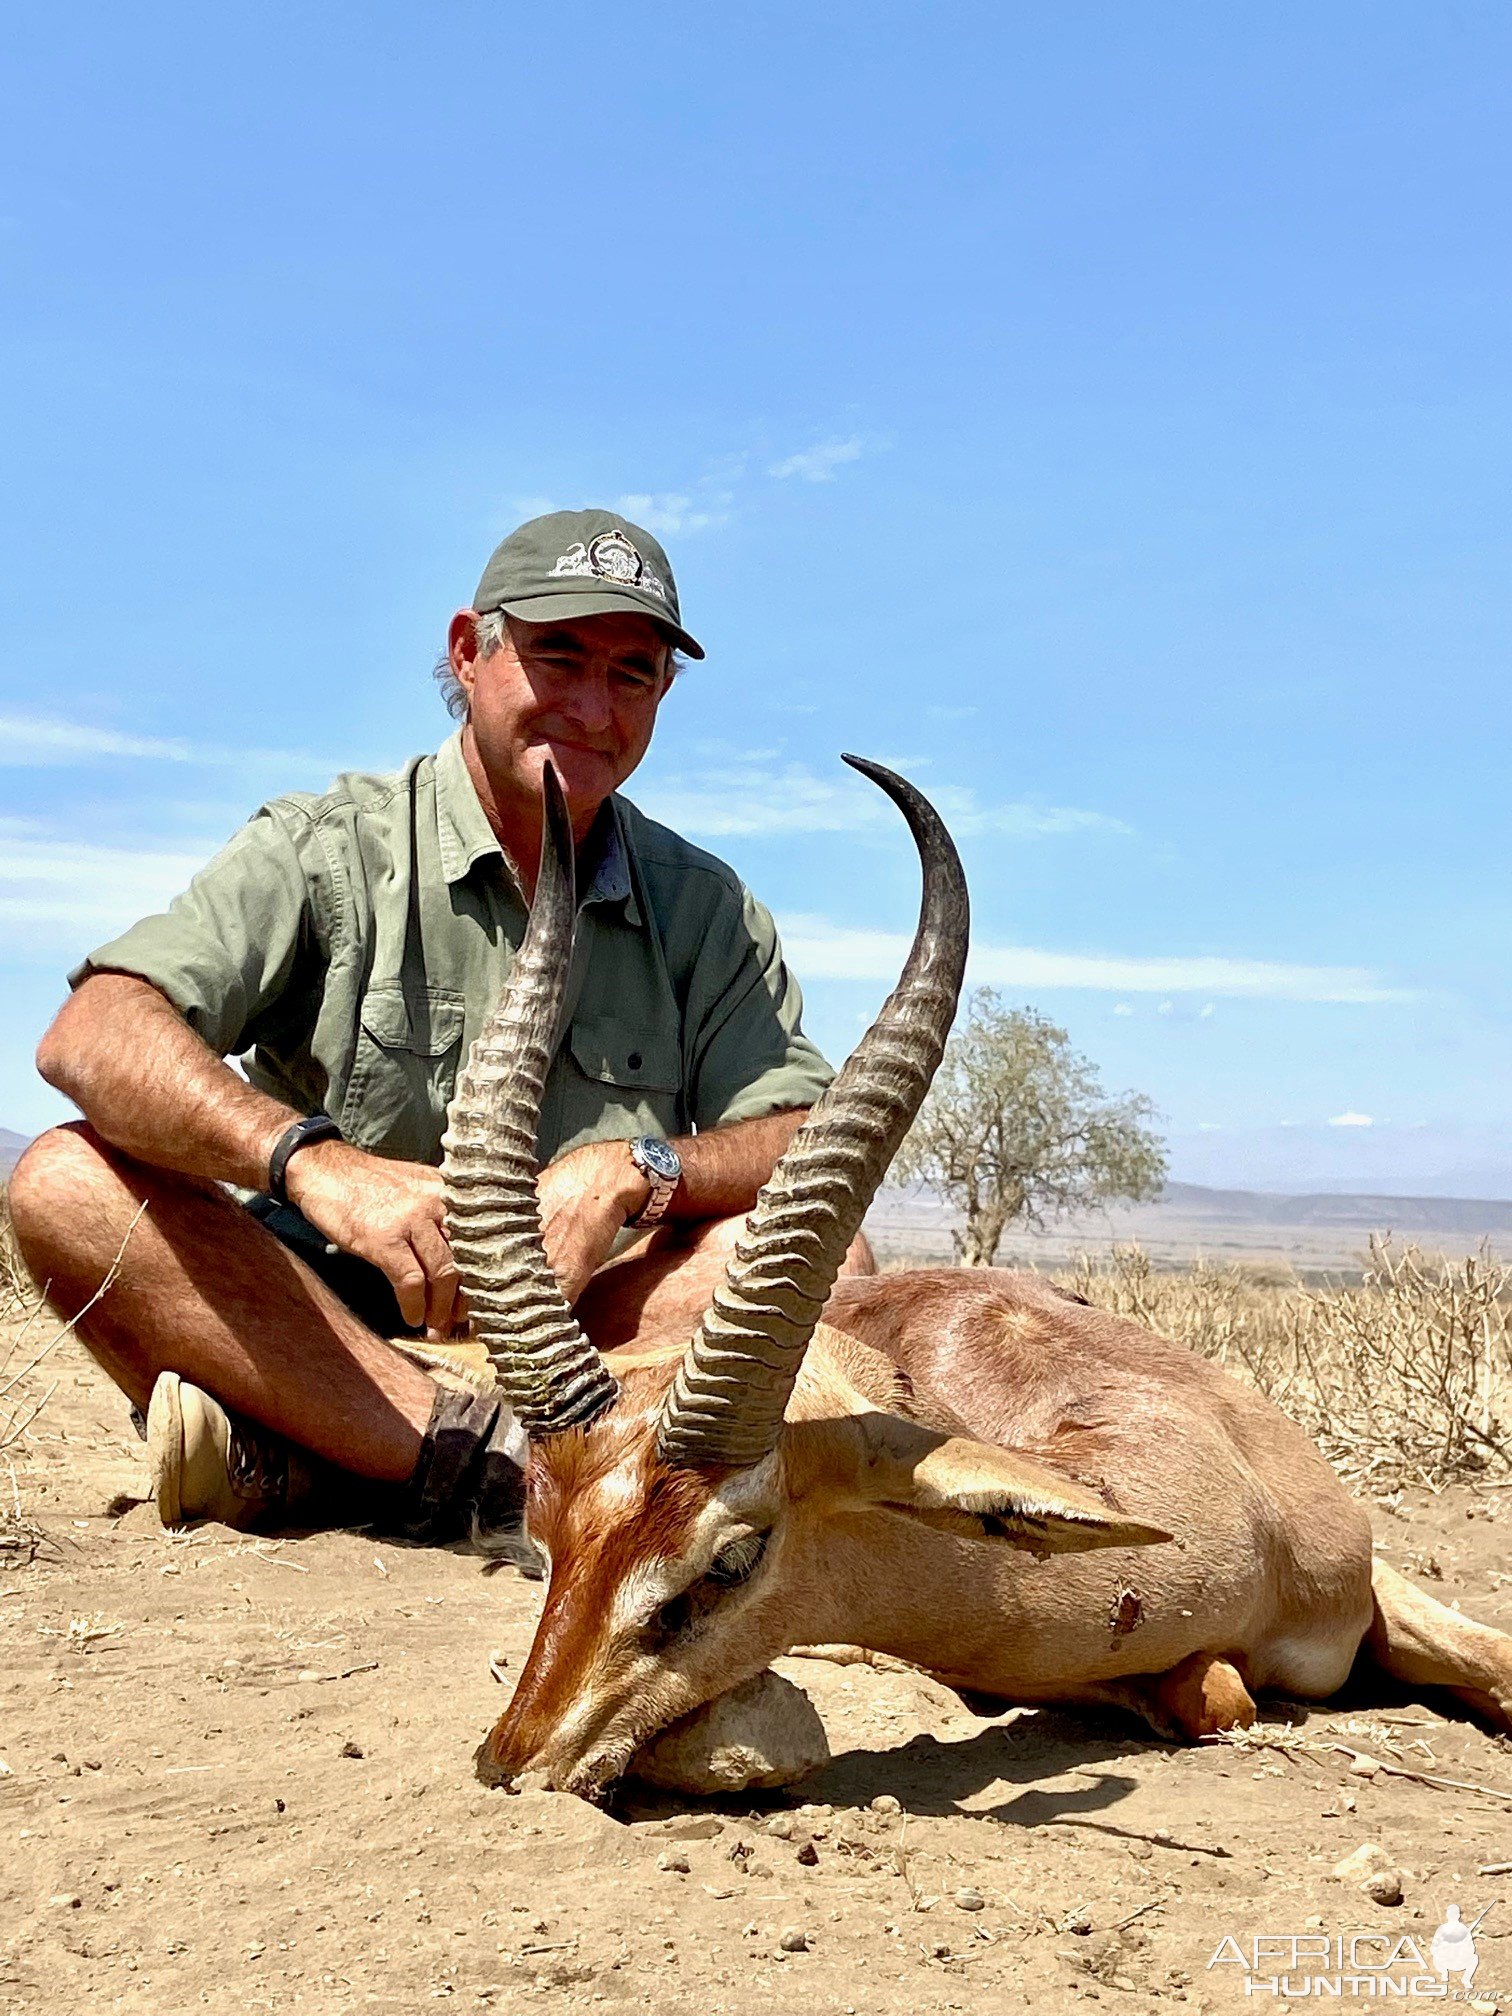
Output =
[{"x1": 7, "y1": 1124, "x2": 433, "y2": 1484}]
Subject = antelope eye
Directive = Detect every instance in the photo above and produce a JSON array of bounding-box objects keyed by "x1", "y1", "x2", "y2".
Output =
[
  {"x1": 653, "y1": 1591, "x2": 694, "y2": 1639},
  {"x1": 707, "y1": 1530, "x2": 769, "y2": 1587}
]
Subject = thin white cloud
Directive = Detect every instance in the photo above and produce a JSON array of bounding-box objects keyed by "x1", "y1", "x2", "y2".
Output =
[
  {"x1": 613, "y1": 492, "x2": 731, "y2": 536},
  {"x1": 0, "y1": 828, "x2": 211, "y2": 946},
  {"x1": 777, "y1": 916, "x2": 1410, "y2": 1005},
  {"x1": 768, "y1": 436, "x2": 866, "y2": 483},
  {"x1": 0, "y1": 716, "x2": 197, "y2": 764},
  {"x1": 507, "y1": 489, "x2": 732, "y2": 541},
  {"x1": 633, "y1": 758, "x2": 1129, "y2": 842},
  {"x1": 0, "y1": 713, "x2": 342, "y2": 776},
  {"x1": 1328, "y1": 1111, "x2": 1376, "y2": 1128}
]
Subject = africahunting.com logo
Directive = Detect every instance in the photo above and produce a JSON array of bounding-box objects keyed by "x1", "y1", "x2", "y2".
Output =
[{"x1": 1208, "y1": 1902, "x2": 1496, "y2": 2000}]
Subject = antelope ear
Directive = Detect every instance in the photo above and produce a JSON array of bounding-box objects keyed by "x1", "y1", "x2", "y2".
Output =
[{"x1": 788, "y1": 1411, "x2": 1172, "y2": 1557}]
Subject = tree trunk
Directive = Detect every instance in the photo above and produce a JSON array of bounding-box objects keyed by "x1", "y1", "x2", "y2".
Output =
[{"x1": 957, "y1": 1207, "x2": 1009, "y2": 1267}]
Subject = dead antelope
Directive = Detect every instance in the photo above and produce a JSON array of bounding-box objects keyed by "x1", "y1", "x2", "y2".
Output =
[{"x1": 441, "y1": 758, "x2": 1512, "y2": 1801}]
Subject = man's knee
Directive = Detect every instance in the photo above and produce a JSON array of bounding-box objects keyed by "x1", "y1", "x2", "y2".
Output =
[{"x1": 6, "y1": 1123, "x2": 119, "y2": 1269}]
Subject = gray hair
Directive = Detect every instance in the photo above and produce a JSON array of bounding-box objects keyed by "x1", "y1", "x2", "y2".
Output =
[{"x1": 433, "y1": 610, "x2": 684, "y2": 722}]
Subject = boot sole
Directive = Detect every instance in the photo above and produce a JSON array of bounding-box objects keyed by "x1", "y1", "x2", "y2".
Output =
[{"x1": 145, "y1": 1371, "x2": 186, "y2": 1528}]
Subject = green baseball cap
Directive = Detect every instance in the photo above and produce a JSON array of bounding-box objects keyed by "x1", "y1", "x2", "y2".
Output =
[{"x1": 472, "y1": 508, "x2": 704, "y2": 660}]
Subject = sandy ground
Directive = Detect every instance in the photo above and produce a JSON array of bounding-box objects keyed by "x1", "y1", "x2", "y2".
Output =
[{"x1": 3, "y1": 1316, "x2": 1511, "y2": 2016}]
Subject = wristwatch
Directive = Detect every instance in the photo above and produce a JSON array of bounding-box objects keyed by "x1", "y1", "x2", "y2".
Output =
[
  {"x1": 625, "y1": 1136, "x2": 683, "y2": 1229},
  {"x1": 267, "y1": 1113, "x2": 344, "y2": 1205}
]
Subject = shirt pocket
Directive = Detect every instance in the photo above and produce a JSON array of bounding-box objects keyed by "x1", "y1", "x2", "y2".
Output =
[
  {"x1": 341, "y1": 986, "x2": 466, "y2": 1164},
  {"x1": 553, "y1": 1013, "x2": 682, "y2": 1155}
]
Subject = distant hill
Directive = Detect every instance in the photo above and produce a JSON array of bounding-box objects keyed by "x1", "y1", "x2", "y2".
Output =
[
  {"x1": 866, "y1": 1180, "x2": 1512, "y2": 1275},
  {"x1": 0, "y1": 1128, "x2": 29, "y2": 1176},
  {"x1": 1155, "y1": 1180, "x2": 1512, "y2": 1237}
]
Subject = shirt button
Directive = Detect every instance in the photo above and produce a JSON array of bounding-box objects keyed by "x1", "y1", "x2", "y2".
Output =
[{"x1": 627, "y1": 1052, "x2": 643, "y2": 1070}]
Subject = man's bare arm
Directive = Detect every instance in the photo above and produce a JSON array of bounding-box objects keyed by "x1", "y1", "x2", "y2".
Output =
[
  {"x1": 39, "y1": 973, "x2": 299, "y2": 1187},
  {"x1": 36, "y1": 974, "x2": 459, "y2": 1333},
  {"x1": 534, "y1": 1110, "x2": 809, "y2": 1305},
  {"x1": 664, "y1": 1108, "x2": 807, "y2": 1220}
]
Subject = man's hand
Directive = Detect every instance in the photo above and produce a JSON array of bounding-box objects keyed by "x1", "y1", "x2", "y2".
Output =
[
  {"x1": 536, "y1": 1140, "x2": 650, "y2": 1307},
  {"x1": 284, "y1": 1140, "x2": 461, "y2": 1335}
]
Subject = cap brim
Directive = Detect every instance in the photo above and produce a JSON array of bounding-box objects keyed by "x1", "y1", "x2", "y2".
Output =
[{"x1": 498, "y1": 587, "x2": 704, "y2": 661}]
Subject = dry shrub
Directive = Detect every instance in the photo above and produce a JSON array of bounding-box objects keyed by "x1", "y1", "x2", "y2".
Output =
[
  {"x1": 1061, "y1": 1238, "x2": 1512, "y2": 1495},
  {"x1": 0, "y1": 1189, "x2": 36, "y2": 1319}
]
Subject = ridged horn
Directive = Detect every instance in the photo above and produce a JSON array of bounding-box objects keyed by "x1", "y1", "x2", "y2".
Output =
[
  {"x1": 441, "y1": 763, "x2": 619, "y2": 1437},
  {"x1": 656, "y1": 756, "x2": 969, "y2": 1466}
]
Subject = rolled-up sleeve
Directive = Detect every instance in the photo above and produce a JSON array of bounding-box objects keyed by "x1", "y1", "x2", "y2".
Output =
[
  {"x1": 684, "y1": 883, "x2": 833, "y2": 1130},
  {"x1": 68, "y1": 806, "x2": 321, "y2": 1060}
]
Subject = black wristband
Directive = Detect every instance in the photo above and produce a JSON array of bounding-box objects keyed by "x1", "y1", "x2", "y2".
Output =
[{"x1": 267, "y1": 1113, "x2": 343, "y2": 1205}]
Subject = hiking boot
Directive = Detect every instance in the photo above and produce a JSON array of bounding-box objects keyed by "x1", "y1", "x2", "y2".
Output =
[{"x1": 146, "y1": 1372, "x2": 323, "y2": 1532}]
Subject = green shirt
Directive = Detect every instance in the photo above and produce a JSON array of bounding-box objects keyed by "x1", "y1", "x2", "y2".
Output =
[{"x1": 72, "y1": 732, "x2": 833, "y2": 1166}]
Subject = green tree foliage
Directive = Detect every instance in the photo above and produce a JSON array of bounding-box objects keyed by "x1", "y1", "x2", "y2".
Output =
[{"x1": 894, "y1": 991, "x2": 1168, "y2": 1267}]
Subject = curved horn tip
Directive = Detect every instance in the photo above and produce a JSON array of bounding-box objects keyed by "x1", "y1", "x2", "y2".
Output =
[
  {"x1": 839, "y1": 753, "x2": 948, "y2": 827},
  {"x1": 840, "y1": 751, "x2": 895, "y2": 785},
  {"x1": 540, "y1": 758, "x2": 573, "y2": 853}
]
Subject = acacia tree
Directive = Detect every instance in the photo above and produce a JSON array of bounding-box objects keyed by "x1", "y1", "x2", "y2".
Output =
[{"x1": 893, "y1": 990, "x2": 1168, "y2": 1266}]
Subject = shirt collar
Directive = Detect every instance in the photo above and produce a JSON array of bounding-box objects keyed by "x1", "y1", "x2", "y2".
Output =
[{"x1": 434, "y1": 729, "x2": 643, "y2": 926}]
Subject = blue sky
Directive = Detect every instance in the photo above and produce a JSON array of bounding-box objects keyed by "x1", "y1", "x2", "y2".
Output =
[{"x1": 2, "y1": 4, "x2": 1509, "y2": 1193}]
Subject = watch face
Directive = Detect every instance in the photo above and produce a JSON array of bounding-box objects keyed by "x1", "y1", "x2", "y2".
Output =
[{"x1": 637, "y1": 1137, "x2": 682, "y2": 1183}]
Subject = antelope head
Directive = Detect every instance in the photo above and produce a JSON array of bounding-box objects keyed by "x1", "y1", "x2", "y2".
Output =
[{"x1": 443, "y1": 759, "x2": 1168, "y2": 1801}]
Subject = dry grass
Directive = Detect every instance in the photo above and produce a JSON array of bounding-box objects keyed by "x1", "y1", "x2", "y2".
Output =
[
  {"x1": 0, "y1": 1189, "x2": 141, "y2": 1482},
  {"x1": 0, "y1": 1189, "x2": 35, "y2": 1320},
  {"x1": 1061, "y1": 1238, "x2": 1512, "y2": 1495}
]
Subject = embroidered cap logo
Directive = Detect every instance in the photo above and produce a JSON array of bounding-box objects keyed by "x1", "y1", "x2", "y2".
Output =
[{"x1": 548, "y1": 528, "x2": 669, "y2": 605}]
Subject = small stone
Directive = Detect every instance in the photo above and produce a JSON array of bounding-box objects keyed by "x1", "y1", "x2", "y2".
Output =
[
  {"x1": 795, "y1": 1841, "x2": 819, "y2": 1867},
  {"x1": 764, "y1": 1815, "x2": 795, "y2": 1839},
  {"x1": 954, "y1": 1888, "x2": 986, "y2": 1912},
  {"x1": 1111, "y1": 1976, "x2": 1137, "y2": 1993},
  {"x1": 1364, "y1": 1871, "x2": 1405, "y2": 1907},
  {"x1": 661, "y1": 1815, "x2": 724, "y2": 1841},
  {"x1": 1065, "y1": 1908, "x2": 1094, "y2": 1935},
  {"x1": 655, "y1": 1850, "x2": 690, "y2": 1874},
  {"x1": 1333, "y1": 1843, "x2": 1391, "y2": 1883},
  {"x1": 778, "y1": 1928, "x2": 808, "y2": 1953},
  {"x1": 747, "y1": 1861, "x2": 774, "y2": 1880},
  {"x1": 1348, "y1": 1752, "x2": 1381, "y2": 1777},
  {"x1": 340, "y1": 1740, "x2": 364, "y2": 1760},
  {"x1": 870, "y1": 1794, "x2": 902, "y2": 1816},
  {"x1": 49, "y1": 1894, "x2": 82, "y2": 1910},
  {"x1": 630, "y1": 1673, "x2": 828, "y2": 1795}
]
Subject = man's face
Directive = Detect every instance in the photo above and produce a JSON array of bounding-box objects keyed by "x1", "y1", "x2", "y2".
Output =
[{"x1": 452, "y1": 609, "x2": 672, "y2": 829}]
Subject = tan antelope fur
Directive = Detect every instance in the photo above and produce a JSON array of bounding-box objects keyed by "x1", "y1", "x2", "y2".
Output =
[{"x1": 443, "y1": 760, "x2": 1512, "y2": 1802}]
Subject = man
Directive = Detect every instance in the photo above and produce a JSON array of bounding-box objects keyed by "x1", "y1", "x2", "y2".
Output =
[{"x1": 9, "y1": 508, "x2": 862, "y2": 1542}]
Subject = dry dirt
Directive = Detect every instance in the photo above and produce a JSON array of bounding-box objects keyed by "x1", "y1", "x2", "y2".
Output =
[{"x1": 3, "y1": 1318, "x2": 1511, "y2": 2016}]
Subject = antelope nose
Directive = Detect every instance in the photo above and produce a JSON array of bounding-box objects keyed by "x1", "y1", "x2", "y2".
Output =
[
  {"x1": 473, "y1": 1739, "x2": 517, "y2": 1791},
  {"x1": 474, "y1": 1744, "x2": 562, "y2": 1798}
]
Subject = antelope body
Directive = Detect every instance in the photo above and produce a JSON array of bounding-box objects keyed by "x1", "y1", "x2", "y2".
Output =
[{"x1": 442, "y1": 758, "x2": 1512, "y2": 1801}]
